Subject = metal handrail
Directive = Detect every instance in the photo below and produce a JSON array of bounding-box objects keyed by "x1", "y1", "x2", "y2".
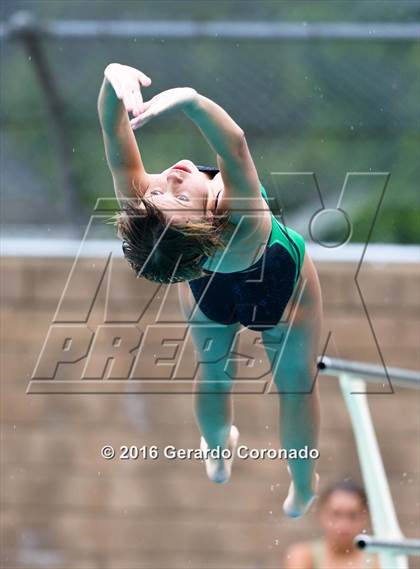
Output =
[
  {"x1": 355, "y1": 535, "x2": 420, "y2": 556},
  {"x1": 317, "y1": 356, "x2": 420, "y2": 389}
]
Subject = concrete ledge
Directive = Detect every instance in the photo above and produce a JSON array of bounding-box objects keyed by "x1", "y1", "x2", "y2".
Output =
[{"x1": 1, "y1": 239, "x2": 419, "y2": 263}]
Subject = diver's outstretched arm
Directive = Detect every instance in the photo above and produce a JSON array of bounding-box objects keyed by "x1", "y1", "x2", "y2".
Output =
[
  {"x1": 130, "y1": 87, "x2": 262, "y2": 208},
  {"x1": 130, "y1": 87, "x2": 243, "y2": 160},
  {"x1": 97, "y1": 63, "x2": 151, "y2": 200},
  {"x1": 184, "y1": 94, "x2": 262, "y2": 208}
]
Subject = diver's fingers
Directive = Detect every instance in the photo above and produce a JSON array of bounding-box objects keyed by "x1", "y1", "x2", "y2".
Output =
[
  {"x1": 130, "y1": 108, "x2": 155, "y2": 130},
  {"x1": 128, "y1": 84, "x2": 143, "y2": 116},
  {"x1": 136, "y1": 70, "x2": 152, "y2": 87}
]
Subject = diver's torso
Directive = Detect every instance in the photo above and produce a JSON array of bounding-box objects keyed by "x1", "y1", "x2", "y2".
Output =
[{"x1": 187, "y1": 179, "x2": 307, "y2": 331}]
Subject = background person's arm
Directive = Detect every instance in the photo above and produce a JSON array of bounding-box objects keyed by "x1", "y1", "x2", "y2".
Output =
[
  {"x1": 97, "y1": 64, "x2": 151, "y2": 200},
  {"x1": 283, "y1": 543, "x2": 313, "y2": 569}
]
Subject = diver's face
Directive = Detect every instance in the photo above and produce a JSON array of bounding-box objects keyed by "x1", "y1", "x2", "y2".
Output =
[
  {"x1": 319, "y1": 491, "x2": 368, "y2": 548},
  {"x1": 142, "y1": 160, "x2": 214, "y2": 223}
]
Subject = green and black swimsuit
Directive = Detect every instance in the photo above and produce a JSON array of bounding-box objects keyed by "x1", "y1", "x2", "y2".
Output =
[{"x1": 189, "y1": 166, "x2": 305, "y2": 332}]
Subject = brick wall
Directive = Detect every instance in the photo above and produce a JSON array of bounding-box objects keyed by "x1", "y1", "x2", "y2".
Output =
[{"x1": 1, "y1": 256, "x2": 419, "y2": 569}]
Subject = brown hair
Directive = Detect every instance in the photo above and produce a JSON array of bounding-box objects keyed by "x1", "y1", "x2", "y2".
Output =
[
  {"x1": 319, "y1": 479, "x2": 368, "y2": 510},
  {"x1": 115, "y1": 195, "x2": 232, "y2": 283}
]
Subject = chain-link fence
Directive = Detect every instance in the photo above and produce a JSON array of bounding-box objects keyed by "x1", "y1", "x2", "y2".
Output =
[{"x1": 1, "y1": 2, "x2": 419, "y2": 242}]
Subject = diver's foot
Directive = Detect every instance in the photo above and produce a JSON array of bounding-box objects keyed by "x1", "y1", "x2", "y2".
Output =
[
  {"x1": 200, "y1": 425, "x2": 239, "y2": 484},
  {"x1": 282, "y1": 466, "x2": 319, "y2": 518}
]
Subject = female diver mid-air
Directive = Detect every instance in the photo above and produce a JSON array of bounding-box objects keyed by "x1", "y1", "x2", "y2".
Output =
[{"x1": 97, "y1": 63, "x2": 322, "y2": 518}]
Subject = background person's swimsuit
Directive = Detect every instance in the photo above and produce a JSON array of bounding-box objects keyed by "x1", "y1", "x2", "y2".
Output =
[
  {"x1": 309, "y1": 539, "x2": 378, "y2": 569},
  {"x1": 189, "y1": 166, "x2": 305, "y2": 332}
]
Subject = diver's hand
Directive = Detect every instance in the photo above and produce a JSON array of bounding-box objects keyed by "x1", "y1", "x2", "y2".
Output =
[
  {"x1": 104, "y1": 63, "x2": 152, "y2": 117},
  {"x1": 130, "y1": 87, "x2": 198, "y2": 130}
]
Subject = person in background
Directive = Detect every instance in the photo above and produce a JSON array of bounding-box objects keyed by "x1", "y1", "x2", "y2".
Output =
[{"x1": 284, "y1": 480, "x2": 380, "y2": 568}]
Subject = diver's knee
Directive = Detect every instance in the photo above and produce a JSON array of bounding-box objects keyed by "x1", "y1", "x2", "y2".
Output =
[
  {"x1": 272, "y1": 363, "x2": 317, "y2": 393},
  {"x1": 196, "y1": 367, "x2": 236, "y2": 393}
]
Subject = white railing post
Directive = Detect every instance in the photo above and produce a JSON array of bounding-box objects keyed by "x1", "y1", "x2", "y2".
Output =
[{"x1": 339, "y1": 374, "x2": 408, "y2": 569}]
